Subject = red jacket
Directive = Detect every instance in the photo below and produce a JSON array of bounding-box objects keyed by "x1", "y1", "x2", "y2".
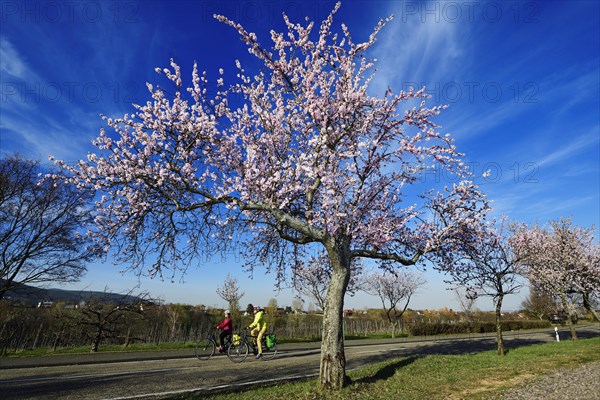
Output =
[{"x1": 217, "y1": 317, "x2": 232, "y2": 333}]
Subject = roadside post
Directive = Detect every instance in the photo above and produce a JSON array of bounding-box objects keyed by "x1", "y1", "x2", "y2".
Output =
[{"x1": 555, "y1": 326, "x2": 560, "y2": 342}]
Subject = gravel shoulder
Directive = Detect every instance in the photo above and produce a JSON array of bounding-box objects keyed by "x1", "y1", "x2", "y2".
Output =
[{"x1": 486, "y1": 360, "x2": 600, "y2": 400}]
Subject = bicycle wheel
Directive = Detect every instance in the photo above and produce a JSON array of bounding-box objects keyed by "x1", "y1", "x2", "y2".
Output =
[
  {"x1": 227, "y1": 340, "x2": 249, "y2": 363},
  {"x1": 261, "y1": 340, "x2": 277, "y2": 360},
  {"x1": 195, "y1": 338, "x2": 216, "y2": 360}
]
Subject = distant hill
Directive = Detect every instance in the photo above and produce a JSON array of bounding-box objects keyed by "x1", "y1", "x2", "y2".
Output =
[{"x1": 1, "y1": 280, "x2": 144, "y2": 306}]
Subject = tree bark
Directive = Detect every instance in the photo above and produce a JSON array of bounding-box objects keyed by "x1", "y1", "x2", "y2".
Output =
[
  {"x1": 560, "y1": 292, "x2": 577, "y2": 340},
  {"x1": 582, "y1": 291, "x2": 600, "y2": 323},
  {"x1": 52, "y1": 332, "x2": 61, "y2": 352},
  {"x1": 32, "y1": 323, "x2": 43, "y2": 350},
  {"x1": 123, "y1": 326, "x2": 132, "y2": 349},
  {"x1": 91, "y1": 327, "x2": 102, "y2": 352},
  {"x1": 319, "y1": 239, "x2": 351, "y2": 389},
  {"x1": 495, "y1": 294, "x2": 504, "y2": 356}
]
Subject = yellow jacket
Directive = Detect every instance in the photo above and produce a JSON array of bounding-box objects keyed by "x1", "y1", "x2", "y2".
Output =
[{"x1": 248, "y1": 310, "x2": 266, "y2": 330}]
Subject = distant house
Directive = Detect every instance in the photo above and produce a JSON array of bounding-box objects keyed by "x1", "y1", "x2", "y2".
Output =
[{"x1": 37, "y1": 300, "x2": 53, "y2": 308}]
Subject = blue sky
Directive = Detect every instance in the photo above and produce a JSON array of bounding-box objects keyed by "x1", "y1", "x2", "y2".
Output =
[{"x1": 1, "y1": 0, "x2": 598, "y2": 312}]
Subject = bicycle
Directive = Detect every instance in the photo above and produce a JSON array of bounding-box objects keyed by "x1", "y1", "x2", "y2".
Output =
[
  {"x1": 195, "y1": 330, "x2": 233, "y2": 360},
  {"x1": 226, "y1": 328, "x2": 277, "y2": 362}
]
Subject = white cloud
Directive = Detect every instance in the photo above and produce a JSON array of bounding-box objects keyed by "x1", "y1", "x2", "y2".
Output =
[
  {"x1": 0, "y1": 37, "x2": 39, "y2": 81},
  {"x1": 0, "y1": 108, "x2": 95, "y2": 161},
  {"x1": 536, "y1": 130, "x2": 600, "y2": 168},
  {"x1": 369, "y1": 5, "x2": 465, "y2": 94},
  {"x1": 0, "y1": 37, "x2": 26, "y2": 79}
]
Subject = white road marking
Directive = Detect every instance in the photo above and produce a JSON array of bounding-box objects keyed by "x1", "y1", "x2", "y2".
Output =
[
  {"x1": 0, "y1": 366, "x2": 199, "y2": 384},
  {"x1": 100, "y1": 373, "x2": 319, "y2": 400},
  {"x1": 354, "y1": 347, "x2": 404, "y2": 354}
]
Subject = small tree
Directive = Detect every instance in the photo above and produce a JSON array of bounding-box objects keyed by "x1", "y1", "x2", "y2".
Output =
[
  {"x1": 292, "y1": 296, "x2": 304, "y2": 313},
  {"x1": 364, "y1": 270, "x2": 426, "y2": 338},
  {"x1": 0, "y1": 154, "x2": 98, "y2": 299},
  {"x1": 77, "y1": 289, "x2": 148, "y2": 352},
  {"x1": 165, "y1": 303, "x2": 190, "y2": 341},
  {"x1": 216, "y1": 273, "x2": 245, "y2": 316},
  {"x1": 520, "y1": 284, "x2": 557, "y2": 320},
  {"x1": 292, "y1": 252, "x2": 363, "y2": 312},
  {"x1": 453, "y1": 287, "x2": 478, "y2": 325},
  {"x1": 267, "y1": 297, "x2": 278, "y2": 310},
  {"x1": 448, "y1": 218, "x2": 525, "y2": 355}
]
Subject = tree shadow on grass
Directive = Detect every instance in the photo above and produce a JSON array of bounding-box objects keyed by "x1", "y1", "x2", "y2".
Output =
[{"x1": 354, "y1": 356, "x2": 420, "y2": 385}]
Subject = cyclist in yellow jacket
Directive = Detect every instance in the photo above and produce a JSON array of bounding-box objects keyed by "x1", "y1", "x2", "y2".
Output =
[{"x1": 247, "y1": 305, "x2": 267, "y2": 359}]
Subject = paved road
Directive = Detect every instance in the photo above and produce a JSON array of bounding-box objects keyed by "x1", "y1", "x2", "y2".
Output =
[{"x1": 1, "y1": 325, "x2": 598, "y2": 400}]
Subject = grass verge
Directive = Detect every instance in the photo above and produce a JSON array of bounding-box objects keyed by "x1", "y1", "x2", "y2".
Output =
[
  {"x1": 1, "y1": 341, "x2": 199, "y2": 357},
  {"x1": 184, "y1": 338, "x2": 599, "y2": 400}
]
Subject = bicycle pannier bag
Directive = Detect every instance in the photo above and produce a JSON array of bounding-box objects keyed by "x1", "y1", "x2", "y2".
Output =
[{"x1": 266, "y1": 334, "x2": 275, "y2": 349}]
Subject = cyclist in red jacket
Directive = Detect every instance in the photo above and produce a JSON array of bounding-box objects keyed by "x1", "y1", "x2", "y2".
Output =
[{"x1": 216, "y1": 310, "x2": 233, "y2": 352}]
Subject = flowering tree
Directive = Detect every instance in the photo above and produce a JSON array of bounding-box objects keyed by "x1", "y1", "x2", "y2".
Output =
[
  {"x1": 364, "y1": 269, "x2": 426, "y2": 338},
  {"x1": 578, "y1": 242, "x2": 599, "y2": 322},
  {"x1": 447, "y1": 218, "x2": 525, "y2": 355},
  {"x1": 55, "y1": 3, "x2": 488, "y2": 388},
  {"x1": 516, "y1": 218, "x2": 599, "y2": 339}
]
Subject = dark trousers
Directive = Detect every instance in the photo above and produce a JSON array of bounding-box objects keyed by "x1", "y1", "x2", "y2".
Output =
[{"x1": 219, "y1": 331, "x2": 231, "y2": 347}]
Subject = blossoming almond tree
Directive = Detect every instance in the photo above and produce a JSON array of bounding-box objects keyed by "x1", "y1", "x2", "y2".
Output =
[
  {"x1": 580, "y1": 242, "x2": 600, "y2": 322},
  {"x1": 447, "y1": 217, "x2": 525, "y2": 355},
  {"x1": 516, "y1": 218, "x2": 599, "y2": 339},
  {"x1": 54, "y1": 3, "x2": 488, "y2": 388}
]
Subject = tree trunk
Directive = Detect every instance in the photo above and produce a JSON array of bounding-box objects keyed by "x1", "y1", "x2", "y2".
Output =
[
  {"x1": 560, "y1": 293, "x2": 577, "y2": 340},
  {"x1": 320, "y1": 240, "x2": 351, "y2": 389},
  {"x1": 582, "y1": 291, "x2": 600, "y2": 323},
  {"x1": 32, "y1": 323, "x2": 43, "y2": 349},
  {"x1": 123, "y1": 326, "x2": 132, "y2": 349},
  {"x1": 52, "y1": 332, "x2": 61, "y2": 352},
  {"x1": 495, "y1": 294, "x2": 504, "y2": 356},
  {"x1": 91, "y1": 328, "x2": 102, "y2": 352}
]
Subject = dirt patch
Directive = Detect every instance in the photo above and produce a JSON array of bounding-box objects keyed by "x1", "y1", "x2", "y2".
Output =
[{"x1": 446, "y1": 373, "x2": 536, "y2": 399}]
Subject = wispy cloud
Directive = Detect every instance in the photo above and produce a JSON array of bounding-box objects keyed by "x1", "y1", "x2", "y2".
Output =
[
  {"x1": 0, "y1": 35, "x2": 101, "y2": 161},
  {"x1": 0, "y1": 37, "x2": 39, "y2": 81},
  {"x1": 0, "y1": 100, "x2": 98, "y2": 161},
  {"x1": 369, "y1": 5, "x2": 465, "y2": 94},
  {"x1": 0, "y1": 16, "x2": 153, "y2": 162},
  {"x1": 536, "y1": 130, "x2": 599, "y2": 168},
  {"x1": 485, "y1": 177, "x2": 596, "y2": 224}
]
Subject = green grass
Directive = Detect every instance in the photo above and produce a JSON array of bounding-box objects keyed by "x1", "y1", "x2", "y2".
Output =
[
  {"x1": 2, "y1": 341, "x2": 198, "y2": 357},
  {"x1": 186, "y1": 338, "x2": 600, "y2": 400}
]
